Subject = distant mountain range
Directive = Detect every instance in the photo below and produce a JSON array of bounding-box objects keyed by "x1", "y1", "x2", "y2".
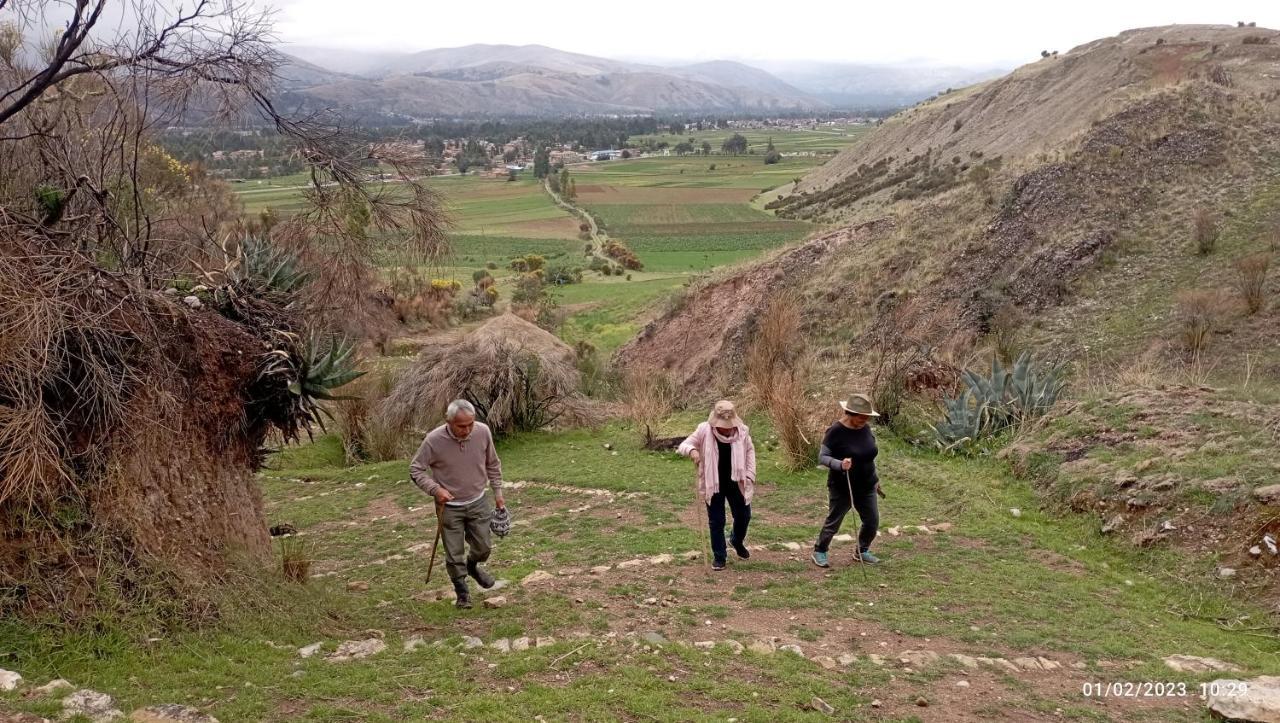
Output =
[{"x1": 274, "y1": 43, "x2": 1006, "y2": 119}]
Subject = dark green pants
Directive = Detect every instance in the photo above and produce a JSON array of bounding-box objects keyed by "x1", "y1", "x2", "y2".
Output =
[{"x1": 441, "y1": 495, "x2": 493, "y2": 583}]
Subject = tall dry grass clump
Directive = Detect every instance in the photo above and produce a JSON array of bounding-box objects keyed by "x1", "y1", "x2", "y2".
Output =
[
  {"x1": 1175, "y1": 289, "x2": 1224, "y2": 355},
  {"x1": 621, "y1": 369, "x2": 677, "y2": 448},
  {"x1": 378, "y1": 315, "x2": 597, "y2": 437},
  {"x1": 1192, "y1": 208, "x2": 1219, "y2": 255},
  {"x1": 334, "y1": 369, "x2": 402, "y2": 464},
  {"x1": 1234, "y1": 252, "x2": 1271, "y2": 315},
  {"x1": 745, "y1": 291, "x2": 816, "y2": 469}
]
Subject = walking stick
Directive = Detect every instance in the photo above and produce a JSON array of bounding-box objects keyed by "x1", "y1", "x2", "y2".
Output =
[
  {"x1": 694, "y1": 468, "x2": 712, "y2": 570},
  {"x1": 425, "y1": 499, "x2": 444, "y2": 584},
  {"x1": 846, "y1": 468, "x2": 868, "y2": 583}
]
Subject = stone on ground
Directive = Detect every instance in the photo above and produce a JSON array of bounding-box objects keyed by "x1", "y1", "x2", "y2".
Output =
[
  {"x1": 34, "y1": 679, "x2": 74, "y2": 697},
  {"x1": 403, "y1": 636, "x2": 427, "y2": 652},
  {"x1": 297, "y1": 642, "x2": 324, "y2": 658},
  {"x1": 482, "y1": 595, "x2": 507, "y2": 608},
  {"x1": 781, "y1": 542, "x2": 802, "y2": 551},
  {"x1": 1205, "y1": 676, "x2": 1280, "y2": 723},
  {"x1": 898, "y1": 650, "x2": 941, "y2": 667},
  {"x1": 813, "y1": 656, "x2": 837, "y2": 670},
  {"x1": 346, "y1": 580, "x2": 369, "y2": 592},
  {"x1": 461, "y1": 636, "x2": 484, "y2": 649},
  {"x1": 589, "y1": 565, "x2": 612, "y2": 574},
  {"x1": 520, "y1": 570, "x2": 554, "y2": 586},
  {"x1": 326, "y1": 639, "x2": 387, "y2": 662},
  {"x1": 616, "y1": 559, "x2": 643, "y2": 569},
  {"x1": 833, "y1": 534, "x2": 854, "y2": 543},
  {"x1": 647, "y1": 553, "x2": 673, "y2": 565},
  {"x1": 61, "y1": 689, "x2": 124, "y2": 721},
  {"x1": 810, "y1": 696, "x2": 835, "y2": 715},
  {"x1": 1253, "y1": 484, "x2": 1280, "y2": 505},
  {"x1": 1013, "y1": 657, "x2": 1044, "y2": 671},
  {"x1": 128, "y1": 704, "x2": 219, "y2": 722},
  {"x1": 642, "y1": 632, "x2": 667, "y2": 647},
  {"x1": 956, "y1": 680, "x2": 971, "y2": 688},
  {"x1": 748, "y1": 640, "x2": 775, "y2": 655},
  {"x1": 535, "y1": 637, "x2": 556, "y2": 648},
  {"x1": 722, "y1": 640, "x2": 745, "y2": 655},
  {"x1": 490, "y1": 638, "x2": 510, "y2": 653},
  {"x1": 949, "y1": 654, "x2": 979, "y2": 669},
  {"x1": 694, "y1": 641, "x2": 715, "y2": 650},
  {"x1": 778, "y1": 644, "x2": 805, "y2": 658},
  {"x1": 1163, "y1": 654, "x2": 1242, "y2": 673},
  {"x1": 837, "y1": 653, "x2": 858, "y2": 666},
  {"x1": 512, "y1": 637, "x2": 531, "y2": 651},
  {"x1": 0, "y1": 669, "x2": 22, "y2": 691}
]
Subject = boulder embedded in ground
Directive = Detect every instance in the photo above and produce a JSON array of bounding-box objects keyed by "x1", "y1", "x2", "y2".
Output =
[
  {"x1": 346, "y1": 581, "x2": 370, "y2": 592},
  {"x1": 403, "y1": 636, "x2": 427, "y2": 652},
  {"x1": 589, "y1": 565, "x2": 612, "y2": 574},
  {"x1": 898, "y1": 650, "x2": 941, "y2": 667},
  {"x1": 460, "y1": 636, "x2": 484, "y2": 650},
  {"x1": 490, "y1": 638, "x2": 511, "y2": 653},
  {"x1": 535, "y1": 637, "x2": 556, "y2": 648},
  {"x1": 61, "y1": 689, "x2": 124, "y2": 721},
  {"x1": 34, "y1": 679, "x2": 74, "y2": 697},
  {"x1": 1163, "y1": 654, "x2": 1242, "y2": 673},
  {"x1": 1101, "y1": 514, "x2": 1125, "y2": 534},
  {"x1": 1219, "y1": 567, "x2": 1237, "y2": 579},
  {"x1": 837, "y1": 653, "x2": 858, "y2": 666},
  {"x1": 723, "y1": 640, "x2": 745, "y2": 655},
  {"x1": 512, "y1": 637, "x2": 531, "y2": 652},
  {"x1": 483, "y1": 596, "x2": 507, "y2": 609},
  {"x1": 297, "y1": 642, "x2": 324, "y2": 658},
  {"x1": 0, "y1": 669, "x2": 22, "y2": 691},
  {"x1": 128, "y1": 705, "x2": 219, "y2": 722},
  {"x1": 749, "y1": 640, "x2": 775, "y2": 655},
  {"x1": 1253, "y1": 484, "x2": 1280, "y2": 505},
  {"x1": 949, "y1": 654, "x2": 979, "y2": 669},
  {"x1": 521, "y1": 570, "x2": 554, "y2": 586},
  {"x1": 811, "y1": 696, "x2": 835, "y2": 715},
  {"x1": 1205, "y1": 676, "x2": 1280, "y2": 722},
  {"x1": 813, "y1": 656, "x2": 837, "y2": 670},
  {"x1": 778, "y1": 644, "x2": 805, "y2": 658},
  {"x1": 642, "y1": 632, "x2": 667, "y2": 647},
  {"x1": 648, "y1": 554, "x2": 673, "y2": 565},
  {"x1": 326, "y1": 639, "x2": 387, "y2": 662},
  {"x1": 616, "y1": 559, "x2": 643, "y2": 569},
  {"x1": 781, "y1": 542, "x2": 802, "y2": 551}
]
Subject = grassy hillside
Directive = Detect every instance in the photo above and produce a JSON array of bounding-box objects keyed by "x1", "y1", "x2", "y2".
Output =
[{"x1": 3, "y1": 416, "x2": 1274, "y2": 720}]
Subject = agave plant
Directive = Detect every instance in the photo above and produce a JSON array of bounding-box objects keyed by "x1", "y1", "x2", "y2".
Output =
[
  {"x1": 256, "y1": 331, "x2": 365, "y2": 443},
  {"x1": 932, "y1": 351, "x2": 1067, "y2": 450},
  {"x1": 236, "y1": 236, "x2": 311, "y2": 294}
]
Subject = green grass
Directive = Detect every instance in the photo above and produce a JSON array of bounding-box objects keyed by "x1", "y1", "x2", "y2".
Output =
[{"x1": 4, "y1": 414, "x2": 1274, "y2": 721}]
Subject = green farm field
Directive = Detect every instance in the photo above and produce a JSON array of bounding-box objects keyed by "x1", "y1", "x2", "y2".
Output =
[{"x1": 233, "y1": 128, "x2": 870, "y2": 352}]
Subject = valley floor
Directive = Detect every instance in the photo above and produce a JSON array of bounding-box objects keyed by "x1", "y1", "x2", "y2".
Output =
[{"x1": 4, "y1": 416, "x2": 1276, "y2": 721}]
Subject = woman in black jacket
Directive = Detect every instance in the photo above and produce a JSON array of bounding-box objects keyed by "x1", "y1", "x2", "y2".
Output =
[{"x1": 811, "y1": 393, "x2": 883, "y2": 568}]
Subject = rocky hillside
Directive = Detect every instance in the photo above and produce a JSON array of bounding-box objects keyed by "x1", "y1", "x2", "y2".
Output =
[{"x1": 618, "y1": 24, "x2": 1280, "y2": 601}]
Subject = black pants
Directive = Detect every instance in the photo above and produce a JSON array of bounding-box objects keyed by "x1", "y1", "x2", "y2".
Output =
[
  {"x1": 707, "y1": 482, "x2": 751, "y2": 564},
  {"x1": 814, "y1": 481, "x2": 878, "y2": 553}
]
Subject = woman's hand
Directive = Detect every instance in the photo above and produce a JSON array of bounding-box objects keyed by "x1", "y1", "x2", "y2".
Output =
[
  {"x1": 841, "y1": 458, "x2": 852, "y2": 471},
  {"x1": 690, "y1": 450, "x2": 702, "y2": 465}
]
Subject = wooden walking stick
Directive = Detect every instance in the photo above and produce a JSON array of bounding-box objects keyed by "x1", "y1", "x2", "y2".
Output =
[
  {"x1": 846, "y1": 468, "x2": 868, "y2": 583},
  {"x1": 694, "y1": 468, "x2": 712, "y2": 570},
  {"x1": 425, "y1": 499, "x2": 444, "y2": 584}
]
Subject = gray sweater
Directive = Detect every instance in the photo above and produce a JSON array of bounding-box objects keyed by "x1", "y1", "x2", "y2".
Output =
[{"x1": 409, "y1": 422, "x2": 503, "y2": 501}]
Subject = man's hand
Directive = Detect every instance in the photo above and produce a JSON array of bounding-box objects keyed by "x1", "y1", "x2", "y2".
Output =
[
  {"x1": 841, "y1": 458, "x2": 853, "y2": 471},
  {"x1": 876, "y1": 482, "x2": 886, "y2": 499},
  {"x1": 690, "y1": 450, "x2": 702, "y2": 465},
  {"x1": 433, "y1": 488, "x2": 454, "y2": 504},
  {"x1": 495, "y1": 494, "x2": 505, "y2": 510}
]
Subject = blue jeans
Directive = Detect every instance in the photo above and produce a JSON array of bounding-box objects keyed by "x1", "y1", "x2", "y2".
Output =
[{"x1": 707, "y1": 482, "x2": 751, "y2": 564}]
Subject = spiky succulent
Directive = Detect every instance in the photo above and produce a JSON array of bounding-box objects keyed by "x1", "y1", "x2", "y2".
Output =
[
  {"x1": 256, "y1": 331, "x2": 364, "y2": 443},
  {"x1": 236, "y1": 236, "x2": 310, "y2": 294},
  {"x1": 291, "y1": 332, "x2": 364, "y2": 402},
  {"x1": 932, "y1": 351, "x2": 1067, "y2": 451}
]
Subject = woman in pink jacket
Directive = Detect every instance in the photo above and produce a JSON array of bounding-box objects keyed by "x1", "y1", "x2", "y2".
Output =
[{"x1": 678, "y1": 400, "x2": 757, "y2": 571}]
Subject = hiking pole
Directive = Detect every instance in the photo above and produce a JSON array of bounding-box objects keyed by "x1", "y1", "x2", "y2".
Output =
[
  {"x1": 846, "y1": 468, "x2": 868, "y2": 584},
  {"x1": 425, "y1": 499, "x2": 444, "y2": 584},
  {"x1": 694, "y1": 470, "x2": 712, "y2": 570}
]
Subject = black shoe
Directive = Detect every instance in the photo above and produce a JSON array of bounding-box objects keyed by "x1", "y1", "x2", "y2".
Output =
[
  {"x1": 467, "y1": 561, "x2": 496, "y2": 589},
  {"x1": 712, "y1": 560, "x2": 726, "y2": 571},
  {"x1": 453, "y1": 579, "x2": 472, "y2": 609},
  {"x1": 731, "y1": 539, "x2": 751, "y2": 560}
]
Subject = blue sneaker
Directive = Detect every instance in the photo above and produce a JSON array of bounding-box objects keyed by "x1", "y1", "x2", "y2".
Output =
[
  {"x1": 811, "y1": 551, "x2": 829, "y2": 568},
  {"x1": 858, "y1": 550, "x2": 880, "y2": 564}
]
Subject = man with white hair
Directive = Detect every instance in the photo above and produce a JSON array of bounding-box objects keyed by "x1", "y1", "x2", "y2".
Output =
[{"x1": 410, "y1": 399, "x2": 506, "y2": 609}]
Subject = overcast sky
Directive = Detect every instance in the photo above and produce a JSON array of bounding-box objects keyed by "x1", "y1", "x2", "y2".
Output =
[{"x1": 271, "y1": 0, "x2": 1279, "y2": 66}]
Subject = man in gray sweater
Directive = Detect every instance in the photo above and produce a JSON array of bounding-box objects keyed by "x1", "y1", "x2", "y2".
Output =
[{"x1": 409, "y1": 399, "x2": 506, "y2": 609}]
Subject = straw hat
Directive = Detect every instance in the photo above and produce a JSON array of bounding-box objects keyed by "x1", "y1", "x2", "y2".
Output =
[
  {"x1": 710, "y1": 400, "x2": 743, "y2": 428},
  {"x1": 839, "y1": 393, "x2": 880, "y2": 417}
]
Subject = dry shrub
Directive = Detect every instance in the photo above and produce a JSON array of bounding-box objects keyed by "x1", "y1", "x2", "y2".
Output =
[
  {"x1": 334, "y1": 369, "x2": 403, "y2": 464},
  {"x1": 1175, "y1": 289, "x2": 1225, "y2": 355},
  {"x1": 1234, "y1": 252, "x2": 1271, "y2": 315},
  {"x1": 387, "y1": 268, "x2": 461, "y2": 327},
  {"x1": 622, "y1": 369, "x2": 677, "y2": 448},
  {"x1": 1192, "y1": 208, "x2": 1219, "y2": 255},
  {"x1": 279, "y1": 537, "x2": 310, "y2": 583},
  {"x1": 746, "y1": 291, "x2": 816, "y2": 469},
  {"x1": 379, "y1": 315, "x2": 597, "y2": 437}
]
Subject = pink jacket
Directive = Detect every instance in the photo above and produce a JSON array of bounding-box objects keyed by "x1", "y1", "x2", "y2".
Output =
[{"x1": 678, "y1": 421, "x2": 757, "y2": 504}]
